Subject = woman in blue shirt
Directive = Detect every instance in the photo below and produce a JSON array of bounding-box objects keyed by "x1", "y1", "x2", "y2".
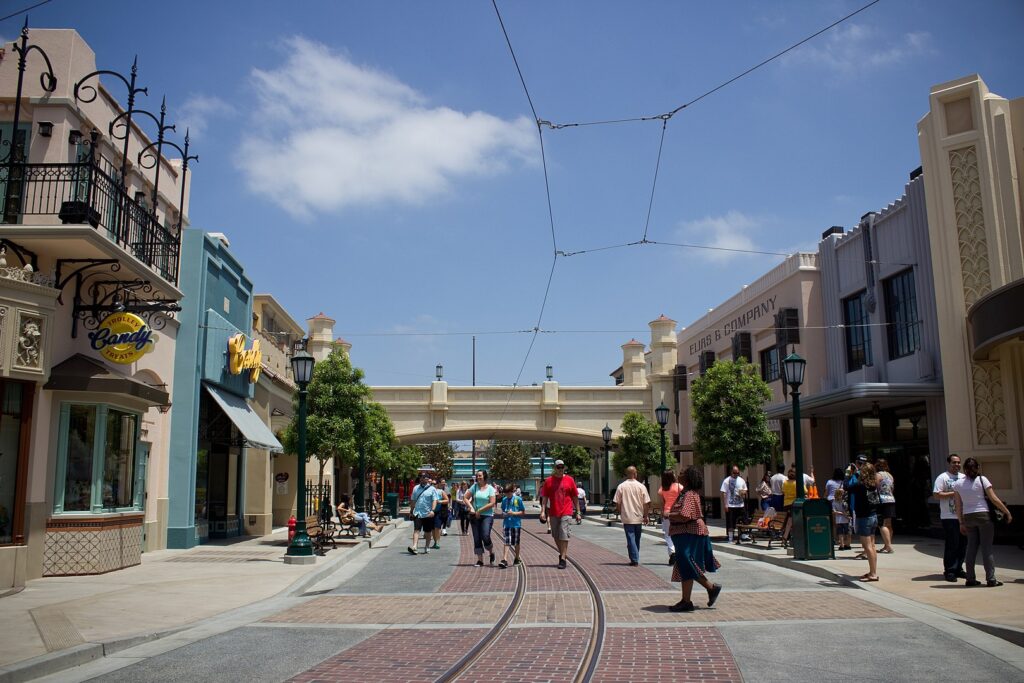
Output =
[{"x1": 463, "y1": 470, "x2": 497, "y2": 566}]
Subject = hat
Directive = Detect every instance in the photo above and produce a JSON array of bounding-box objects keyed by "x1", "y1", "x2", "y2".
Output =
[
  {"x1": 856, "y1": 454, "x2": 868, "y2": 463},
  {"x1": 554, "y1": 459, "x2": 565, "y2": 467}
]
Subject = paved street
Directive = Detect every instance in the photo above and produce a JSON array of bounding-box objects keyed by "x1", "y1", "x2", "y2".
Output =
[{"x1": 17, "y1": 509, "x2": 1023, "y2": 683}]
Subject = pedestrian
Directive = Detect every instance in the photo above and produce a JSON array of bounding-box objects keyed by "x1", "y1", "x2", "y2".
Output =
[
  {"x1": 769, "y1": 464, "x2": 786, "y2": 511},
  {"x1": 408, "y1": 473, "x2": 439, "y2": 555},
  {"x1": 539, "y1": 459, "x2": 581, "y2": 569},
  {"x1": 337, "y1": 494, "x2": 382, "y2": 537},
  {"x1": 825, "y1": 468, "x2": 844, "y2": 503},
  {"x1": 658, "y1": 471, "x2": 683, "y2": 566},
  {"x1": 498, "y1": 483, "x2": 524, "y2": 568},
  {"x1": 846, "y1": 462, "x2": 880, "y2": 581},
  {"x1": 756, "y1": 472, "x2": 772, "y2": 512},
  {"x1": 431, "y1": 478, "x2": 450, "y2": 549},
  {"x1": 576, "y1": 484, "x2": 588, "y2": 522},
  {"x1": 933, "y1": 454, "x2": 967, "y2": 582},
  {"x1": 458, "y1": 482, "x2": 471, "y2": 536},
  {"x1": 613, "y1": 466, "x2": 651, "y2": 566},
  {"x1": 954, "y1": 457, "x2": 1013, "y2": 587},
  {"x1": 781, "y1": 468, "x2": 797, "y2": 547},
  {"x1": 832, "y1": 488, "x2": 852, "y2": 550},
  {"x1": 875, "y1": 459, "x2": 896, "y2": 553},
  {"x1": 720, "y1": 465, "x2": 748, "y2": 544},
  {"x1": 667, "y1": 465, "x2": 721, "y2": 612},
  {"x1": 464, "y1": 470, "x2": 497, "y2": 567}
]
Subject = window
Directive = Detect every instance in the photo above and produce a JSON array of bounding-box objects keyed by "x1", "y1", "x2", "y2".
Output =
[
  {"x1": 759, "y1": 346, "x2": 780, "y2": 382},
  {"x1": 884, "y1": 269, "x2": 921, "y2": 360},
  {"x1": 56, "y1": 404, "x2": 141, "y2": 513},
  {"x1": 843, "y1": 291, "x2": 873, "y2": 371}
]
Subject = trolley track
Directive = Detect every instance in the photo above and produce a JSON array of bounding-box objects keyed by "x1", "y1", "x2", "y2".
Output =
[{"x1": 436, "y1": 520, "x2": 606, "y2": 683}]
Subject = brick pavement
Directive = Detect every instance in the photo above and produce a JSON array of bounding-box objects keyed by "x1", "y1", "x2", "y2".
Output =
[
  {"x1": 594, "y1": 627, "x2": 742, "y2": 682},
  {"x1": 288, "y1": 628, "x2": 489, "y2": 682},
  {"x1": 511, "y1": 591, "x2": 593, "y2": 624},
  {"x1": 549, "y1": 532, "x2": 674, "y2": 591},
  {"x1": 439, "y1": 531, "x2": 519, "y2": 593},
  {"x1": 456, "y1": 626, "x2": 590, "y2": 683},
  {"x1": 602, "y1": 590, "x2": 899, "y2": 623},
  {"x1": 263, "y1": 593, "x2": 510, "y2": 624}
]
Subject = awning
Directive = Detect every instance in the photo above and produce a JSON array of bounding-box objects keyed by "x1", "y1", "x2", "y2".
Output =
[
  {"x1": 45, "y1": 354, "x2": 169, "y2": 406},
  {"x1": 203, "y1": 383, "x2": 283, "y2": 452},
  {"x1": 763, "y1": 382, "x2": 944, "y2": 420}
]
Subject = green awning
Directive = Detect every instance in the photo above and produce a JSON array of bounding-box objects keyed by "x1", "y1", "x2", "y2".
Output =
[{"x1": 203, "y1": 383, "x2": 283, "y2": 452}]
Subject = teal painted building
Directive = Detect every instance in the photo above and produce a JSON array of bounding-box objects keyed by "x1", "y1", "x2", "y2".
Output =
[{"x1": 166, "y1": 231, "x2": 281, "y2": 548}]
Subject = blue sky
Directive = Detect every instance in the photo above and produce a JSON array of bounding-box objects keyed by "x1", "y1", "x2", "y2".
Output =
[{"x1": 18, "y1": 0, "x2": 1024, "y2": 388}]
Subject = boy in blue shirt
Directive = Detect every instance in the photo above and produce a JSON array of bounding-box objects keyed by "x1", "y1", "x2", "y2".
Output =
[{"x1": 497, "y1": 483, "x2": 525, "y2": 568}]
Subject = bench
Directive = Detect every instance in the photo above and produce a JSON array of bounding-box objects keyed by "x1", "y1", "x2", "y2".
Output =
[
  {"x1": 736, "y1": 510, "x2": 789, "y2": 548},
  {"x1": 369, "y1": 500, "x2": 390, "y2": 525},
  {"x1": 304, "y1": 515, "x2": 337, "y2": 554}
]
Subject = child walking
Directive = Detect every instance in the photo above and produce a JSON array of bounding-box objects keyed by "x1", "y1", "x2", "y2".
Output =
[
  {"x1": 833, "y1": 488, "x2": 852, "y2": 551},
  {"x1": 498, "y1": 483, "x2": 525, "y2": 568}
]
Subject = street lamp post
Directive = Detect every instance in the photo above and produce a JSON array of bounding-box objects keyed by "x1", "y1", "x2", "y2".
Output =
[
  {"x1": 285, "y1": 348, "x2": 316, "y2": 564},
  {"x1": 783, "y1": 351, "x2": 807, "y2": 501},
  {"x1": 602, "y1": 424, "x2": 612, "y2": 504},
  {"x1": 655, "y1": 402, "x2": 669, "y2": 477}
]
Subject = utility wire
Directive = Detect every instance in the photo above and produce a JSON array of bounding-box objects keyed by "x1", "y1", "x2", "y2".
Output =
[
  {"x1": 641, "y1": 119, "x2": 669, "y2": 242},
  {"x1": 0, "y1": 0, "x2": 53, "y2": 24}
]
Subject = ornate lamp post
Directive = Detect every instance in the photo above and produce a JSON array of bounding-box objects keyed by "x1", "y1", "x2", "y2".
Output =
[
  {"x1": 782, "y1": 350, "x2": 807, "y2": 501},
  {"x1": 655, "y1": 402, "x2": 669, "y2": 477},
  {"x1": 435, "y1": 363, "x2": 443, "y2": 381},
  {"x1": 545, "y1": 365, "x2": 553, "y2": 381},
  {"x1": 285, "y1": 347, "x2": 316, "y2": 564},
  {"x1": 602, "y1": 423, "x2": 612, "y2": 503}
]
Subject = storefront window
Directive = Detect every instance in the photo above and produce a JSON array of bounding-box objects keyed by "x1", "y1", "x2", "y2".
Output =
[
  {"x1": 103, "y1": 410, "x2": 137, "y2": 508},
  {"x1": 58, "y1": 403, "x2": 142, "y2": 513},
  {"x1": 0, "y1": 382, "x2": 27, "y2": 543},
  {"x1": 63, "y1": 405, "x2": 97, "y2": 512}
]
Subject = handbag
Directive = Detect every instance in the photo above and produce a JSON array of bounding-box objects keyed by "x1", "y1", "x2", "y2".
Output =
[{"x1": 983, "y1": 477, "x2": 1005, "y2": 524}]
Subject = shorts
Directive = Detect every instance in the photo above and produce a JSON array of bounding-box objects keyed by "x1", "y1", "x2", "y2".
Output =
[
  {"x1": 549, "y1": 515, "x2": 572, "y2": 541},
  {"x1": 414, "y1": 516, "x2": 435, "y2": 532},
  {"x1": 836, "y1": 523, "x2": 850, "y2": 536},
  {"x1": 854, "y1": 514, "x2": 878, "y2": 537},
  {"x1": 877, "y1": 503, "x2": 896, "y2": 521},
  {"x1": 504, "y1": 526, "x2": 521, "y2": 546}
]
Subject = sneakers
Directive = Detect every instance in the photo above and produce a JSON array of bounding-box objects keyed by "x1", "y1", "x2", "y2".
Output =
[
  {"x1": 965, "y1": 579, "x2": 982, "y2": 587},
  {"x1": 441, "y1": 529, "x2": 448, "y2": 536},
  {"x1": 986, "y1": 580, "x2": 1004, "y2": 587},
  {"x1": 629, "y1": 560, "x2": 639, "y2": 566},
  {"x1": 557, "y1": 558, "x2": 567, "y2": 570},
  {"x1": 498, "y1": 560, "x2": 509, "y2": 569},
  {"x1": 943, "y1": 573, "x2": 957, "y2": 583},
  {"x1": 407, "y1": 546, "x2": 417, "y2": 555},
  {"x1": 475, "y1": 559, "x2": 484, "y2": 567},
  {"x1": 513, "y1": 557, "x2": 522, "y2": 565},
  {"x1": 432, "y1": 543, "x2": 440, "y2": 549},
  {"x1": 669, "y1": 600, "x2": 694, "y2": 613},
  {"x1": 668, "y1": 552, "x2": 675, "y2": 566},
  {"x1": 707, "y1": 584, "x2": 722, "y2": 607}
]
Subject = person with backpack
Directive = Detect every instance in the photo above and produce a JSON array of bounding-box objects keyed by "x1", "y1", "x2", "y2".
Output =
[
  {"x1": 407, "y1": 473, "x2": 439, "y2": 556},
  {"x1": 497, "y1": 483, "x2": 525, "y2": 568},
  {"x1": 846, "y1": 462, "x2": 880, "y2": 581}
]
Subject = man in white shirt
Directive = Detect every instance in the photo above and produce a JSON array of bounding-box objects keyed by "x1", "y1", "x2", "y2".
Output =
[
  {"x1": 933, "y1": 454, "x2": 966, "y2": 582},
  {"x1": 576, "y1": 485, "x2": 588, "y2": 522},
  {"x1": 613, "y1": 466, "x2": 651, "y2": 566},
  {"x1": 720, "y1": 465, "x2": 748, "y2": 544},
  {"x1": 769, "y1": 465, "x2": 786, "y2": 511}
]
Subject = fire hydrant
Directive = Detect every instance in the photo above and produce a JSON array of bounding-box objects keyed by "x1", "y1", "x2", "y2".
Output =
[{"x1": 287, "y1": 515, "x2": 296, "y2": 542}]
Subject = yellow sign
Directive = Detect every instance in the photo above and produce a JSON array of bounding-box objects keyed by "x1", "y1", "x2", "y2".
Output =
[
  {"x1": 228, "y1": 334, "x2": 261, "y2": 383},
  {"x1": 88, "y1": 312, "x2": 156, "y2": 365}
]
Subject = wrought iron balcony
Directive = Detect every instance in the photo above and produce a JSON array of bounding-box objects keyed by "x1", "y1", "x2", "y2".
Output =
[{"x1": 0, "y1": 160, "x2": 180, "y2": 285}]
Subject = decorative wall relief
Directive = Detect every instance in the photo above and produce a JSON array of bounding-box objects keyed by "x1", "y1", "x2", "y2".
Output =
[
  {"x1": 948, "y1": 146, "x2": 992, "y2": 307},
  {"x1": 971, "y1": 360, "x2": 1007, "y2": 445},
  {"x1": 15, "y1": 314, "x2": 43, "y2": 370}
]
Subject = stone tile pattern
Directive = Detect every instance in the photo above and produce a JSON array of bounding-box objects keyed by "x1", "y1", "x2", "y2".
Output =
[
  {"x1": 42, "y1": 520, "x2": 143, "y2": 576},
  {"x1": 602, "y1": 590, "x2": 898, "y2": 623},
  {"x1": 512, "y1": 592, "x2": 593, "y2": 624},
  {"x1": 264, "y1": 594, "x2": 510, "y2": 625},
  {"x1": 289, "y1": 628, "x2": 488, "y2": 682},
  {"x1": 593, "y1": 627, "x2": 742, "y2": 682},
  {"x1": 456, "y1": 627, "x2": 590, "y2": 683},
  {"x1": 548, "y1": 532, "x2": 674, "y2": 591},
  {"x1": 439, "y1": 529, "x2": 520, "y2": 593}
]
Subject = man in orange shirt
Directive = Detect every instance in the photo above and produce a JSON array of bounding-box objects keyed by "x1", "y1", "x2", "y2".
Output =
[{"x1": 539, "y1": 460, "x2": 581, "y2": 569}]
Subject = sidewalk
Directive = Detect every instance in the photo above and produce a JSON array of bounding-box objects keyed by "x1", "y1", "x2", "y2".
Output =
[
  {"x1": 587, "y1": 511, "x2": 1024, "y2": 635},
  {"x1": 0, "y1": 522, "x2": 403, "y2": 682}
]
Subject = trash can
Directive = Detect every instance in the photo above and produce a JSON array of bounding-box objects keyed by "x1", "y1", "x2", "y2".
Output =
[
  {"x1": 385, "y1": 492, "x2": 399, "y2": 518},
  {"x1": 791, "y1": 498, "x2": 834, "y2": 560}
]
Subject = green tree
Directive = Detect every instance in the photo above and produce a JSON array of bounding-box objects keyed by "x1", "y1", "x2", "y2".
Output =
[
  {"x1": 281, "y1": 345, "x2": 396, "y2": 486},
  {"x1": 392, "y1": 444, "x2": 425, "y2": 481},
  {"x1": 487, "y1": 440, "x2": 532, "y2": 483},
  {"x1": 551, "y1": 443, "x2": 593, "y2": 482},
  {"x1": 419, "y1": 442, "x2": 455, "y2": 480},
  {"x1": 690, "y1": 358, "x2": 778, "y2": 468},
  {"x1": 613, "y1": 411, "x2": 665, "y2": 486}
]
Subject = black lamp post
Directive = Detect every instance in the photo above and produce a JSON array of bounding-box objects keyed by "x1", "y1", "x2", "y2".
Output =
[
  {"x1": 602, "y1": 423, "x2": 612, "y2": 503},
  {"x1": 546, "y1": 365, "x2": 553, "y2": 381},
  {"x1": 655, "y1": 402, "x2": 669, "y2": 478},
  {"x1": 783, "y1": 350, "x2": 807, "y2": 502},
  {"x1": 285, "y1": 348, "x2": 316, "y2": 564},
  {"x1": 539, "y1": 443, "x2": 547, "y2": 483},
  {"x1": 435, "y1": 364, "x2": 443, "y2": 381}
]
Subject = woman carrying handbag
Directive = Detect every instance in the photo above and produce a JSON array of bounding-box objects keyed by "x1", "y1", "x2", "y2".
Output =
[{"x1": 954, "y1": 457, "x2": 1013, "y2": 587}]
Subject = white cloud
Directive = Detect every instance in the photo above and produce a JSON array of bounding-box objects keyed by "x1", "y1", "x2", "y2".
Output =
[
  {"x1": 236, "y1": 37, "x2": 535, "y2": 218},
  {"x1": 782, "y1": 24, "x2": 933, "y2": 75},
  {"x1": 177, "y1": 95, "x2": 235, "y2": 139},
  {"x1": 677, "y1": 211, "x2": 765, "y2": 263}
]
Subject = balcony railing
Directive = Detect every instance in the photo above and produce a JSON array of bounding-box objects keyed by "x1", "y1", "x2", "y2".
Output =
[{"x1": 0, "y1": 161, "x2": 180, "y2": 285}]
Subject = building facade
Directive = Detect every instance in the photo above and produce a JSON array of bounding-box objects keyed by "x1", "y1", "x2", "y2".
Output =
[{"x1": 0, "y1": 29, "x2": 191, "y2": 586}]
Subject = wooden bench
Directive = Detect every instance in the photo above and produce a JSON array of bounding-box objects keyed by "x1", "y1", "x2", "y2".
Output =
[
  {"x1": 736, "y1": 510, "x2": 789, "y2": 548},
  {"x1": 304, "y1": 515, "x2": 337, "y2": 554},
  {"x1": 369, "y1": 500, "x2": 390, "y2": 525}
]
